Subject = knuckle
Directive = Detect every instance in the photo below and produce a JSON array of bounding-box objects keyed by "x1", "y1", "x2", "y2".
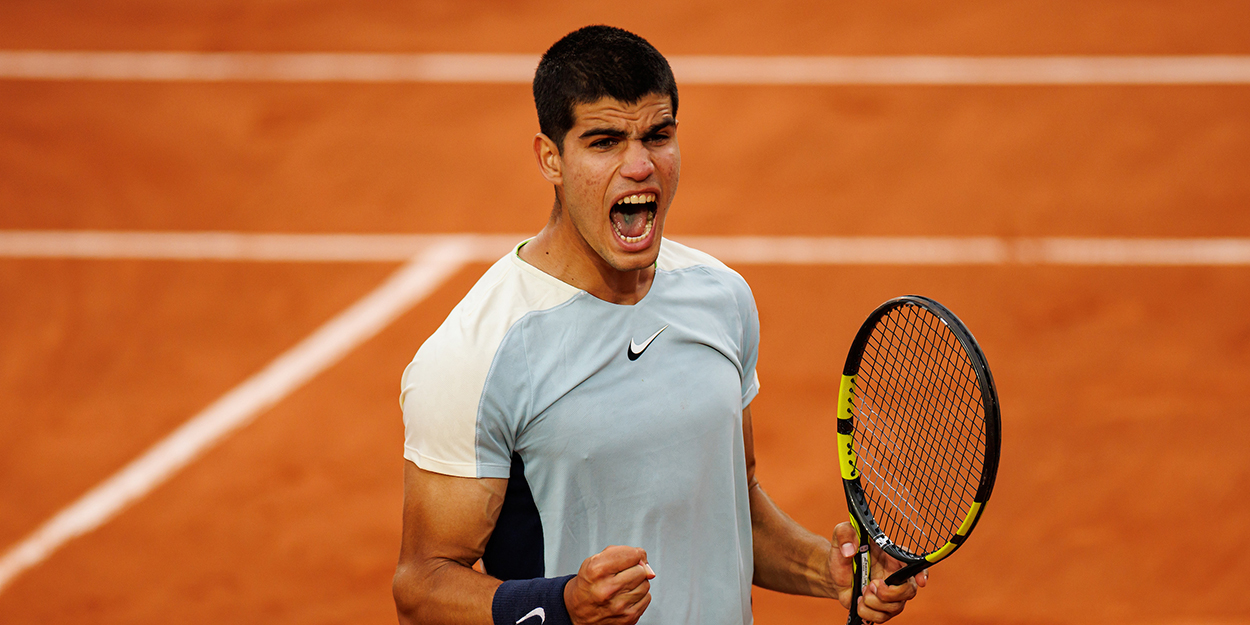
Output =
[
  {"x1": 613, "y1": 590, "x2": 637, "y2": 610},
  {"x1": 628, "y1": 594, "x2": 650, "y2": 616},
  {"x1": 625, "y1": 594, "x2": 651, "y2": 621},
  {"x1": 591, "y1": 585, "x2": 615, "y2": 604}
]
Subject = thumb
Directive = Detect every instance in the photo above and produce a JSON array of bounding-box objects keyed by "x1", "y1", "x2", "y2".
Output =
[
  {"x1": 832, "y1": 521, "x2": 859, "y2": 559},
  {"x1": 596, "y1": 545, "x2": 649, "y2": 574},
  {"x1": 829, "y1": 521, "x2": 861, "y2": 608}
]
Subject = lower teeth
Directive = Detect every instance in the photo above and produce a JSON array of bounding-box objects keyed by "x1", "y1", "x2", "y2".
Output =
[{"x1": 614, "y1": 211, "x2": 654, "y2": 243}]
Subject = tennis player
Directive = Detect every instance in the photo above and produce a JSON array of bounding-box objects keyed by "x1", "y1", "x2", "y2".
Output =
[{"x1": 394, "y1": 25, "x2": 924, "y2": 625}]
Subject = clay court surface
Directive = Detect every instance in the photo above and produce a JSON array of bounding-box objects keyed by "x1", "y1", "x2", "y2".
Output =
[{"x1": 2, "y1": 2, "x2": 1250, "y2": 623}]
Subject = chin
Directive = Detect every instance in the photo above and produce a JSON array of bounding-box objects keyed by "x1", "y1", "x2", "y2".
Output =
[{"x1": 602, "y1": 241, "x2": 661, "y2": 273}]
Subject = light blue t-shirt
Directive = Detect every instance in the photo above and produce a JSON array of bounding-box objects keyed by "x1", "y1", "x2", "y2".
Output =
[{"x1": 401, "y1": 238, "x2": 760, "y2": 625}]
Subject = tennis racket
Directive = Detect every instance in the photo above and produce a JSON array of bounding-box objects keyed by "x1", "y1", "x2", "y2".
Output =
[{"x1": 837, "y1": 295, "x2": 1001, "y2": 624}]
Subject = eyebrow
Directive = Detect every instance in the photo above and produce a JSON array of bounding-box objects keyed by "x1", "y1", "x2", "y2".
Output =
[
  {"x1": 642, "y1": 119, "x2": 677, "y2": 137},
  {"x1": 579, "y1": 118, "x2": 676, "y2": 141},
  {"x1": 579, "y1": 127, "x2": 626, "y2": 140}
]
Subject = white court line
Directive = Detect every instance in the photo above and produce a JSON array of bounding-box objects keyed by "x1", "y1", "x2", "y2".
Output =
[
  {"x1": 0, "y1": 230, "x2": 521, "y2": 262},
  {"x1": 0, "y1": 238, "x2": 475, "y2": 594},
  {"x1": 3, "y1": 51, "x2": 1250, "y2": 85},
  {"x1": 1020, "y1": 237, "x2": 1250, "y2": 265},
  {"x1": 684, "y1": 235, "x2": 1250, "y2": 265},
  {"x1": 684, "y1": 235, "x2": 1011, "y2": 265},
  {"x1": 3, "y1": 230, "x2": 1250, "y2": 266},
  {"x1": 672, "y1": 55, "x2": 1250, "y2": 85}
]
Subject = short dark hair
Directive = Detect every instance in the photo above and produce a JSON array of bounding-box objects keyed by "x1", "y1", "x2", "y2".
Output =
[{"x1": 533, "y1": 25, "x2": 679, "y2": 152}]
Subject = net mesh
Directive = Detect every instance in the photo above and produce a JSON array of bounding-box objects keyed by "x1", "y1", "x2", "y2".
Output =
[{"x1": 854, "y1": 302, "x2": 987, "y2": 557}]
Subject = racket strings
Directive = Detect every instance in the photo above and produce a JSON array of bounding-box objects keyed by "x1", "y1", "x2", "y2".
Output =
[
  {"x1": 882, "y1": 310, "x2": 985, "y2": 544},
  {"x1": 910, "y1": 313, "x2": 985, "y2": 490},
  {"x1": 854, "y1": 394, "x2": 929, "y2": 538},
  {"x1": 854, "y1": 303, "x2": 987, "y2": 556},
  {"x1": 866, "y1": 320, "x2": 976, "y2": 509},
  {"x1": 859, "y1": 348, "x2": 978, "y2": 550},
  {"x1": 865, "y1": 308, "x2": 984, "y2": 549}
]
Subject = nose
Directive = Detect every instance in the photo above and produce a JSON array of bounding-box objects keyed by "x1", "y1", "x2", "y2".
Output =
[{"x1": 619, "y1": 139, "x2": 655, "y2": 181}]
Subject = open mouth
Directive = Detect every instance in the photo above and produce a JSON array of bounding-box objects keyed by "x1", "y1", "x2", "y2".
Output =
[{"x1": 610, "y1": 193, "x2": 658, "y2": 244}]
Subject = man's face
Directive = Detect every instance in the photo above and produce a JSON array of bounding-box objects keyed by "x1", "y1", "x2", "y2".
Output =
[{"x1": 545, "y1": 93, "x2": 680, "y2": 273}]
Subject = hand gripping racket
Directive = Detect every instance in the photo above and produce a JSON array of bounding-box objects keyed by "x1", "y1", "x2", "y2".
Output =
[{"x1": 838, "y1": 296, "x2": 1001, "y2": 624}]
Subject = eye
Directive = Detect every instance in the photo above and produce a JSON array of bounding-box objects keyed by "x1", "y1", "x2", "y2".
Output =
[
  {"x1": 590, "y1": 137, "x2": 619, "y2": 149},
  {"x1": 645, "y1": 132, "x2": 671, "y2": 145}
]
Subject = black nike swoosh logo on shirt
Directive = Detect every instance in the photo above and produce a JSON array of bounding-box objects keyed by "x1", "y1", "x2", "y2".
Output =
[{"x1": 628, "y1": 325, "x2": 669, "y2": 361}]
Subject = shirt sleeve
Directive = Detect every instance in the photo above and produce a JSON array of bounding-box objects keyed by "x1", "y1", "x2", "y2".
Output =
[
  {"x1": 400, "y1": 311, "x2": 523, "y2": 480},
  {"x1": 400, "y1": 249, "x2": 576, "y2": 479},
  {"x1": 736, "y1": 274, "x2": 762, "y2": 408}
]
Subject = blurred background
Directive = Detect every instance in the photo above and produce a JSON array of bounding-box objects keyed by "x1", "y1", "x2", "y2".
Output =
[{"x1": 1, "y1": 2, "x2": 1248, "y2": 623}]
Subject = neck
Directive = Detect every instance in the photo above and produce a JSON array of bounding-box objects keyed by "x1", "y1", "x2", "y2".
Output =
[{"x1": 519, "y1": 206, "x2": 655, "y2": 306}]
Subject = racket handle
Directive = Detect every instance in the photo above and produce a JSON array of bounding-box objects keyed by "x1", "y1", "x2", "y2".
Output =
[{"x1": 845, "y1": 516, "x2": 871, "y2": 625}]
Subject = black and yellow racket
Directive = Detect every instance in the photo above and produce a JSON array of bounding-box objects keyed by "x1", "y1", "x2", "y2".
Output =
[{"x1": 837, "y1": 296, "x2": 1001, "y2": 624}]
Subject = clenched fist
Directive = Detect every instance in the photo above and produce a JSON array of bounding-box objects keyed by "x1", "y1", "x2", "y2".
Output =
[{"x1": 564, "y1": 545, "x2": 656, "y2": 625}]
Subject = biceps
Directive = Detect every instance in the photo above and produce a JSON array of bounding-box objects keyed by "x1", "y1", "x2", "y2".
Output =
[{"x1": 399, "y1": 460, "x2": 507, "y2": 566}]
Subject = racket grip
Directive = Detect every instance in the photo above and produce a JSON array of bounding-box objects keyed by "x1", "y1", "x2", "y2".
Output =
[
  {"x1": 845, "y1": 516, "x2": 870, "y2": 625},
  {"x1": 846, "y1": 548, "x2": 871, "y2": 625}
]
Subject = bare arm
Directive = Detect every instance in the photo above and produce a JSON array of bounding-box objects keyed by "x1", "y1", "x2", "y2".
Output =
[
  {"x1": 744, "y1": 404, "x2": 839, "y2": 596},
  {"x1": 744, "y1": 405, "x2": 923, "y2": 623},
  {"x1": 393, "y1": 460, "x2": 656, "y2": 625},
  {"x1": 393, "y1": 460, "x2": 506, "y2": 625}
]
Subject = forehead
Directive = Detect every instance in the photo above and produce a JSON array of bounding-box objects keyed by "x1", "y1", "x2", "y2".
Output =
[{"x1": 570, "y1": 93, "x2": 675, "y2": 130}]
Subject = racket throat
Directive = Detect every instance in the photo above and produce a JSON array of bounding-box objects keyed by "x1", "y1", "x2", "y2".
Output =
[{"x1": 885, "y1": 560, "x2": 931, "y2": 587}]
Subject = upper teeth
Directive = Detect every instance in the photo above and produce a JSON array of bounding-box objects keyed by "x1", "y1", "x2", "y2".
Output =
[{"x1": 616, "y1": 193, "x2": 656, "y2": 205}]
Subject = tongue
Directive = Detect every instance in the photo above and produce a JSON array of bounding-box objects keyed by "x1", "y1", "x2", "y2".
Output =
[{"x1": 612, "y1": 207, "x2": 648, "y2": 238}]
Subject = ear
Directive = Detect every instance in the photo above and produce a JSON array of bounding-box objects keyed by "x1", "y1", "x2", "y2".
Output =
[{"x1": 533, "y1": 133, "x2": 563, "y2": 185}]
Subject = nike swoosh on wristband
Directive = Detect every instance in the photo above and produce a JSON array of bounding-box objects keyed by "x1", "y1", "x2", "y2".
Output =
[
  {"x1": 516, "y1": 607, "x2": 545, "y2": 624},
  {"x1": 628, "y1": 324, "x2": 669, "y2": 361}
]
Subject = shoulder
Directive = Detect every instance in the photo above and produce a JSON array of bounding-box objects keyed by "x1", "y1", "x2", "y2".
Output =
[
  {"x1": 657, "y1": 237, "x2": 733, "y2": 273},
  {"x1": 415, "y1": 243, "x2": 580, "y2": 365},
  {"x1": 397, "y1": 243, "x2": 577, "y2": 425},
  {"x1": 657, "y1": 237, "x2": 754, "y2": 301},
  {"x1": 400, "y1": 244, "x2": 582, "y2": 473}
]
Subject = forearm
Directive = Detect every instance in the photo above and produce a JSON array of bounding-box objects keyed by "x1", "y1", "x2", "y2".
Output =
[
  {"x1": 749, "y1": 481, "x2": 838, "y2": 598},
  {"x1": 393, "y1": 558, "x2": 502, "y2": 625}
]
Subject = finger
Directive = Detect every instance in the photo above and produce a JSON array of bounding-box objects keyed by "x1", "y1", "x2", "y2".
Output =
[
  {"x1": 590, "y1": 545, "x2": 649, "y2": 579},
  {"x1": 832, "y1": 521, "x2": 859, "y2": 558},
  {"x1": 918, "y1": 569, "x2": 928, "y2": 588},
  {"x1": 621, "y1": 590, "x2": 652, "y2": 625},
  {"x1": 856, "y1": 595, "x2": 895, "y2": 624},
  {"x1": 860, "y1": 580, "x2": 913, "y2": 621},
  {"x1": 612, "y1": 577, "x2": 651, "y2": 608},
  {"x1": 869, "y1": 547, "x2": 906, "y2": 576},
  {"x1": 829, "y1": 521, "x2": 859, "y2": 594},
  {"x1": 571, "y1": 570, "x2": 647, "y2": 614},
  {"x1": 599, "y1": 545, "x2": 648, "y2": 568},
  {"x1": 607, "y1": 562, "x2": 654, "y2": 596},
  {"x1": 859, "y1": 598, "x2": 906, "y2": 623},
  {"x1": 605, "y1": 578, "x2": 651, "y2": 623},
  {"x1": 857, "y1": 593, "x2": 902, "y2": 624},
  {"x1": 868, "y1": 577, "x2": 918, "y2": 603}
]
